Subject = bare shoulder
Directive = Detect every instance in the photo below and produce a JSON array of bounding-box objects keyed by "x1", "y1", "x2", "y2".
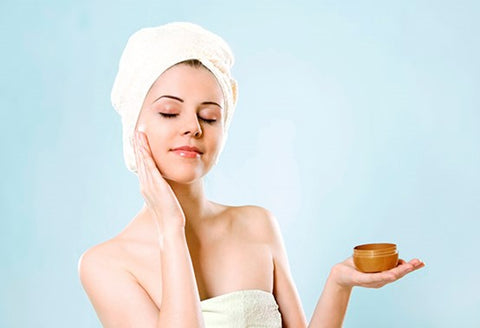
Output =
[
  {"x1": 225, "y1": 204, "x2": 281, "y2": 243},
  {"x1": 78, "y1": 238, "x2": 159, "y2": 327},
  {"x1": 78, "y1": 233, "x2": 155, "y2": 289},
  {"x1": 78, "y1": 238, "x2": 125, "y2": 277},
  {"x1": 77, "y1": 238, "x2": 133, "y2": 304}
]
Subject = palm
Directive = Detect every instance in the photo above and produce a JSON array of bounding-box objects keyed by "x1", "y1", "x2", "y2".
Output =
[
  {"x1": 133, "y1": 131, "x2": 186, "y2": 231},
  {"x1": 334, "y1": 257, "x2": 425, "y2": 289}
]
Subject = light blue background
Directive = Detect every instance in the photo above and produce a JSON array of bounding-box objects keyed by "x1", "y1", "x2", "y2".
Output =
[{"x1": 1, "y1": 0, "x2": 479, "y2": 327}]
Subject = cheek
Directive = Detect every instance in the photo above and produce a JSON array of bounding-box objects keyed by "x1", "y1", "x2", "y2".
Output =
[
  {"x1": 144, "y1": 134, "x2": 170, "y2": 174},
  {"x1": 138, "y1": 123, "x2": 168, "y2": 154},
  {"x1": 206, "y1": 129, "x2": 225, "y2": 155},
  {"x1": 212, "y1": 127, "x2": 225, "y2": 146},
  {"x1": 146, "y1": 132, "x2": 167, "y2": 154}
]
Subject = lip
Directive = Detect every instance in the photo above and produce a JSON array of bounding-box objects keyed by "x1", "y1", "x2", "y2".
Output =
[
  {"x1": 171, "y1": 146, "x2": 203, "y2": 154},
  {"x1": 170, "y1": 145, "x2": 203, "y2": 158}
]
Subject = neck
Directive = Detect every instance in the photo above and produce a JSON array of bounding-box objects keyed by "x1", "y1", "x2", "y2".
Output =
[{"x1": 166, "y1": 178, "x2": 211, "y2": 230}]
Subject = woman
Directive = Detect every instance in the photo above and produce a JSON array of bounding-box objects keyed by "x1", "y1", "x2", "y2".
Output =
[{"x1": 78, "y1": 22, "x2": 425, "y2": 327}]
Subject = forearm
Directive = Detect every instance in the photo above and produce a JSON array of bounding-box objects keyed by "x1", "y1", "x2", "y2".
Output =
[
  {"x1": 156, "y1": 228, "x2": 204, "y2": 328},
  {"x1": 308, "y1": 267, "x2": 352, "y2": 328}
]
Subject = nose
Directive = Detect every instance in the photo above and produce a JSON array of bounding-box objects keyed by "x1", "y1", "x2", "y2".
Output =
[{"x1": 182, "y1": 114, "x2": 203, "y2": 138}]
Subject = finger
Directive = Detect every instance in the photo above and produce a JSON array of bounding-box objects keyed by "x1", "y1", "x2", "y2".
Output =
[
  {"x1": 386, "y1": 258, "x2": 424, "y2": 276},
  {"x1": 138, "y1": 132, "x2": 164, "y2": 182},
  {"x1": 136, "y1": 132, "x2": 148, "y2": 187},
  {"x1": 397, "y1": 259, "x2": 407, "y2": 266},
  {"x1": 408, "y1": 258, "x2": 426, "y2": 271},
  {"x1": 379, "y1": 259, "x2": 422, "y2": 283},
  {"x1": 133, "y1": 133, "x2": 140, "y2": 169},
  {"x1": 133, "y1": 132, "x2": 148, "y2": 198},
  {"x1": 138, "y1": 144, "x2": 147, "y2": 176},
  {"x1": 409, "y1": 258, "x2": 425, "y2": 267},
  {"x1": 389, "y1": 262, "x2": 414, "y2": 279},
  {"x1": 139, "y1": 146, "x2": 157, "y2": 187},
  {"x1": 141, "y1": 138, "x2": 159, "y2": 180},
  {"x1": 139, "y1": 131, "x2": 153, "y2": 156},
  {"x1": 395, "y1": 258, "x2": 424, "y2": 272},
  {"x1": 136, "y1": 141, "x2": 165, "y2": 205}
]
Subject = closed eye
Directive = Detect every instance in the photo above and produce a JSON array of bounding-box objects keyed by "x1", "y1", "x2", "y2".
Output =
[
  {"x1": 159, "y1": 113, "x2": 178, "y2": 118},
  {"x1": 159, "y1": 113, "x2": 217, "y2": 124},
  {"x1": 200, "y1": 117, "x2": 217, "y2": 124}
]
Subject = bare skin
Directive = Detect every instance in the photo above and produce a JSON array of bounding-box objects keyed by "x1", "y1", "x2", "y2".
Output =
[{"x1": 78, "y1": 63, "x2": 425, "y2": 328}]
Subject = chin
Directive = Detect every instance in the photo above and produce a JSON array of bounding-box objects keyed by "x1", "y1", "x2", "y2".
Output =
[
  {"x1": 160, "y1": 165, "x2": 206, "y2": 185},
  {"x1": 152, "y1": 152, "x2": 215, "y2": 184},
  {"x1": 164, "y1": 175, "x2": 201, "y2": 185}
]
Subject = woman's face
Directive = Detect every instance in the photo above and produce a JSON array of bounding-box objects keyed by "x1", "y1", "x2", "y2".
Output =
[{"x1": 135, "y1": 63, "x2": 225, "y2": 184}]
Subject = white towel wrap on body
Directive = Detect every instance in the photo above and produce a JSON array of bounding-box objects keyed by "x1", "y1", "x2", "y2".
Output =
[{"x1": 201, "y1": 289, "x2": 282, "y2": 327}]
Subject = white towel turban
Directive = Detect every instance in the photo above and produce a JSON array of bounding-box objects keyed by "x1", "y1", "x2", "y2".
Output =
[{"x1": 111, "y1": 22, "x2": 238, "y2": 174}]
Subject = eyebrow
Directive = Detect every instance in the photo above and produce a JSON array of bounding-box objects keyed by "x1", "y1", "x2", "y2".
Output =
[{"x1": 153, "y1": 95, "x2": 223, "y2": 109}]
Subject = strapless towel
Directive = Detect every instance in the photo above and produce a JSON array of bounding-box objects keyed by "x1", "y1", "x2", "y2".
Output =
[{"x1": 200, "y1": 289, "x2": 282, "y2": 327}]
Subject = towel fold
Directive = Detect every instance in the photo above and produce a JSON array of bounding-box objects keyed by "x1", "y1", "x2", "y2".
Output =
[{"x1": 201, "y1": 289, "x2": 282, "y2": 328}]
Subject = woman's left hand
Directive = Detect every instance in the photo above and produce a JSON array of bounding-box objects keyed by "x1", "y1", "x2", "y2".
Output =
[{"x1": 332, "y1": 257, "x2": 425, "y2": 289}]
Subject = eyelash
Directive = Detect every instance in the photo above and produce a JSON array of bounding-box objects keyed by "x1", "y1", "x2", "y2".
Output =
[{"x1": 159, "y1": 113, "x2": 217, "y2": 124}]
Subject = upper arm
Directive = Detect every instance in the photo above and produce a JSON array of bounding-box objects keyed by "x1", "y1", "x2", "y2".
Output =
[
  {"x1": 78, "y1": 246, "x2": 159, "y2": 328},
  {"x1": 260, "y1": 208, "x2": 307, "y2": 328}
]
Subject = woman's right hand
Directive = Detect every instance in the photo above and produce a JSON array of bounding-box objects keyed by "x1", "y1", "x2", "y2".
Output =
[{"x1": 133, "y1": 130, "x2": 186, "y2": 235}]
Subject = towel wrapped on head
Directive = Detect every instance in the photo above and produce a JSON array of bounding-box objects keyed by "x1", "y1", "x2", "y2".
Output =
[{"x1": 111, "y1": 22, "x2": 238, "y2": 174}]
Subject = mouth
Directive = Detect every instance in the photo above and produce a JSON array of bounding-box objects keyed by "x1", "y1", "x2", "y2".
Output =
[{"x1": 170, "y1": 146, "x2": 203, "y2": 158}]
